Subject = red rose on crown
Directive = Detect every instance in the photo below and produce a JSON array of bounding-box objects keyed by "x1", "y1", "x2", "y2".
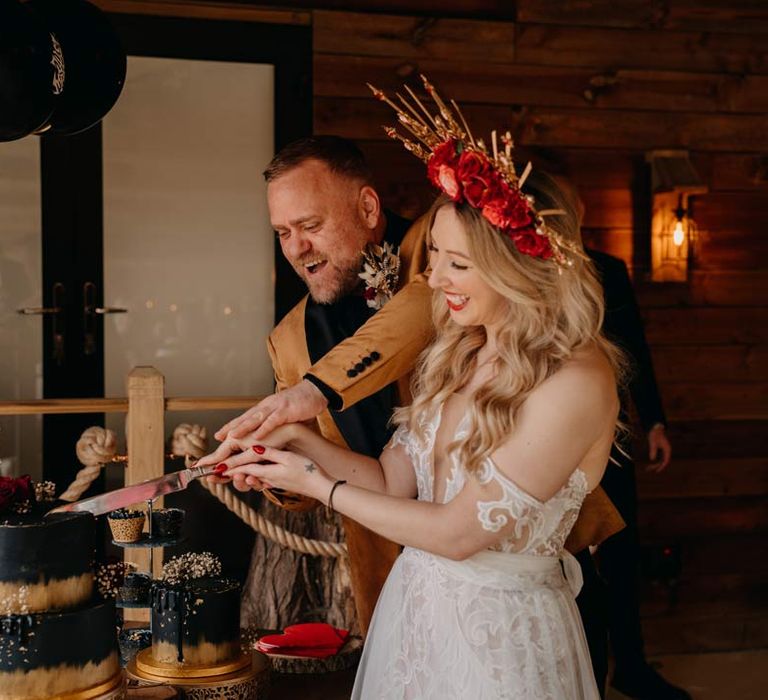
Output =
[
  {"x1": 427, "y1": 140, "x2": 461, "y2": 200},
  {"x1": 0, "y1": 475, "x2": 33, "y2": 512},
  {"x1": 426, "y1": 139, "x2": 553, "y2": 261},
  {"x1": 456, "y1": 150, "x2": 499, "y2": 208},
  {"x1": 512, "y1": 230, "x2": 553, "y2": 259},
  {"x1": 437, "y1": 165, "x2": 461, "y2": 200},
  {"x1": 481, "y1": 184, "x2": 535, "y2": 232}
]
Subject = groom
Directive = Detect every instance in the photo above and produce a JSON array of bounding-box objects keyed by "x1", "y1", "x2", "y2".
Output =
[{"x1": 217, "y1": 135, "x2": 434, "y2": 634}]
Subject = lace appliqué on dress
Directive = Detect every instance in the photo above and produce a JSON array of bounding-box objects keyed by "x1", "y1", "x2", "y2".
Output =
[
  {"x1": 387, "y1": 413, "x2": 441, "y2": 502},
  {"x1": 475, "y1": 459, "x2": 590, "y2": 556}
]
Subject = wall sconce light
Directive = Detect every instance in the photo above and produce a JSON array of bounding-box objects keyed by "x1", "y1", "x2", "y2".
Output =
[{"x1": 646, "y1": 150, "x2": 708, "y2": 282}]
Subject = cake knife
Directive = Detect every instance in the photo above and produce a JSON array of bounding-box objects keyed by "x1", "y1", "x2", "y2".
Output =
[{"x1": 47, "y1": 464, "x2": 218, "y2": 515}]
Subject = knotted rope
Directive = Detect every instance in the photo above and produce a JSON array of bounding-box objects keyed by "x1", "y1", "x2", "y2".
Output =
[
  {"x1": 171, "y1": 423, "x2": 207, "y2": 460},
  {"x1": 59, "y1": 426, "x2": 118, "y2": 502}
]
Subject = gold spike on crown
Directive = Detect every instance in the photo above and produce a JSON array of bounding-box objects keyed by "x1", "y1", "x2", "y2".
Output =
[{"x1": 368, "y1": 75, "x2": 579, "y2": 267}]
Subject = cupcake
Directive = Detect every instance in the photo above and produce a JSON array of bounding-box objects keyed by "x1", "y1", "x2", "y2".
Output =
[
  {"x1": 120, "y1": 572, "x2": 152, "y2": 604},
  {"x1": 108, "y1": 508, "x2": 145, "y2": 543},
  {"x1": 150, "y1": 507, "x2": 184, "y2": 539}
]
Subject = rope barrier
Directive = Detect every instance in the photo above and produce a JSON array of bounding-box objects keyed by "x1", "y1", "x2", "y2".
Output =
[{"x1": 197, "y1": 477, "x2": 347, "y2": 558}]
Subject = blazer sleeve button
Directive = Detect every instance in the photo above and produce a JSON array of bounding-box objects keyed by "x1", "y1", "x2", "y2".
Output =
[
  {"x1": 347, "y1": 369, "x2": 358, "y2": 378},
  {"x1": 370, "y1": 351, "x2": 381, "y2": 361},
  {"x1": 354, "y1": 362, "x2": 365, "y2": 372},
  {"x1": 362, "y1": 356, "x2": 373, "y2": 366}
]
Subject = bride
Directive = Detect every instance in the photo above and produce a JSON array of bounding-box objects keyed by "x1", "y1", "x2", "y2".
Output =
[{"x1": 215, "y1": 80, "x2": 624, "y2": 698}]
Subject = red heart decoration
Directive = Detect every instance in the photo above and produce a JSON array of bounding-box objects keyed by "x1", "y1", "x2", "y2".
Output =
[{"x1": 257, "y1": 623, "x2": 349, "y2": 658}]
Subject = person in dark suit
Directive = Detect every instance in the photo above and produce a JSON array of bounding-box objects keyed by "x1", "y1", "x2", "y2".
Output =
[{"x1": 588, "y1": 249, "x2": 691, "y2": 700}]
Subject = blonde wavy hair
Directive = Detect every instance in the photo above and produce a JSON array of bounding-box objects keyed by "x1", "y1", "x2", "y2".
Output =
[{"x1": 395, "y1": 171, "x2": 627, "y2": 474}]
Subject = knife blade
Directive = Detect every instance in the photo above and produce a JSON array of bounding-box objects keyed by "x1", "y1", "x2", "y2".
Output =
[{"x1": 47, "y1": 464, "x2": 217, "y2": 516}]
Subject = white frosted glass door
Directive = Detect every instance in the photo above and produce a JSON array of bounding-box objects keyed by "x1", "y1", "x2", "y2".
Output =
[
  {"x1": 0, "y1": 137, "x2": 43, "y2": 480},
  {"x1": 102, "y1": 57, "x2": 275, "y2": 448}
]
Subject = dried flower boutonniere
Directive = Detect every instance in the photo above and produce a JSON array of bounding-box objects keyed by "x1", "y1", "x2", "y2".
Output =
[{"x1": 359, "y1": 241, "x2": 401, "y2": 310}]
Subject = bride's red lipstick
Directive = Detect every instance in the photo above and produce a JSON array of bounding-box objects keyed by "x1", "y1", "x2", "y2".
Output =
[{"x1": 446, "y1": 296, "x2": 468, "y2": 311}]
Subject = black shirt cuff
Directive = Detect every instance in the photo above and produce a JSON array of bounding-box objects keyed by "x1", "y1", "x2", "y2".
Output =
[{"x1": 304, "y1": 373, "x2": 343, "y2": 411}]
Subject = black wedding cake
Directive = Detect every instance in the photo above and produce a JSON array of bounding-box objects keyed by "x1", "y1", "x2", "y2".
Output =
[
  {"x1": 150, "y1": 552, "x2": 241, "y2": 667},
  {"x1": 0, "y1": 477, "x2": 121, "y2": 698}
]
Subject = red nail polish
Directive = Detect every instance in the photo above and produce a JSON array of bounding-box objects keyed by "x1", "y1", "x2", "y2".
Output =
[
  {"x1": 253, "y1": 445, "x2": 265, "y2": 454},
  {"x1": 214, "y1": 463, "x2": 228, "y2": 474}
]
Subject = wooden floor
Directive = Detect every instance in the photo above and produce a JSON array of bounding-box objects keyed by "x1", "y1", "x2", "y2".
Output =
[
  {"x1": 270, "y1": 649, "x2": 768, "y2": 700},
  {"x1": 128, "y1": 648, "x2": 766, "y2": 699},
  {"x1": 608, "y1": 649, "x2": 768, "y2": 700},
  {"x1": 271, "y1": 668, "x2": 355, "y2": 699}
]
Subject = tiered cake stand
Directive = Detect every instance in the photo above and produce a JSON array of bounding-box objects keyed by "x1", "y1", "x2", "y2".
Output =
[
  {"x1": 115, "y1": 500, "x2": 269, "y2": 698},
  {"x1": 113, "y1": 500, "x2": 184, "y2": 608},
  {"x1": 113, "y1": 499, "x2": 184, "y2": 658}
]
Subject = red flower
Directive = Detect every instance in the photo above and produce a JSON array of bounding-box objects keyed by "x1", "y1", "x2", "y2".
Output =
[
  {"x1": 363, "y1": 287, "x2": 377, "y2": 301},
  {"x1": 427, "y1": 140, "x2": 461, "y2": 199},
  {"x1": 481, "y1": 185, "x2": 534, "y2": 232},
  {"x1": 456, "y1": 151, "x2": 498, "y2": 207},
  {"x1": 511, "y1": 230, "x2": 553, "y2": 259},
  {"x1": 0, "y1": 475, "x2": 32, "y2": 512},
  {"x1": 437, "y1": 165, "x2": 461, "y2": 200},
  {"x1": 425, "y1": 141, "x2": 553, "y2": 260}
]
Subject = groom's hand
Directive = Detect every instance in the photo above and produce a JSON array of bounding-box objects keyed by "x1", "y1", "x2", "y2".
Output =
[{"x1": 214, "y1": 379, "x2": 328, "y2": 442}]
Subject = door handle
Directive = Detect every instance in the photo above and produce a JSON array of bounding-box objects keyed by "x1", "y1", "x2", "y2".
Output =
[
  {"x1": 52, "y1": 282, "x2": 66, "y2": 365},
  {"x1": 21, "y1": 284, "x2": 66, "y2": 363},
  {"x1": 16, "y1": 306, "x2": 62, "y2": 315},
  {"x1": 82, "y1": 282, "x2": 128, "y2": 356}
]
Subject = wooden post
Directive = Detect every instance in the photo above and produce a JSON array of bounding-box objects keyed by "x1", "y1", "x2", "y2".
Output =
[{"x1": 125, "y1": 367, "x2": 165, "y2": 621}]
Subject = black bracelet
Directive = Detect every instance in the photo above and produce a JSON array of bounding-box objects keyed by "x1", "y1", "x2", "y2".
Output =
[{"x1": 326, "y1": 479, "x2": 347, "y2": 515}]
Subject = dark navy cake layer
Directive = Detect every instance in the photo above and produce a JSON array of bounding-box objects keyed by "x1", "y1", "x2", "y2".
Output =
[
  {"x1": 152, "y1": 578, "x2": 240, "y2": 659},
  {"x1": 0, "y1": 511, "x2": 95, "y2": 583},
  {"x1": 0, "y1": 599, "x2": 118, "y2": 671}
]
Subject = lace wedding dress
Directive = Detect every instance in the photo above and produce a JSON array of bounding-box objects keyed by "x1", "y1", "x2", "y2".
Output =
[{"x1": 352, "y1": 407, "x2": 600, "y2": 700}]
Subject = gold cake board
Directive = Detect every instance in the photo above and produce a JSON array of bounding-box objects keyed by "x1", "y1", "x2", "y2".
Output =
[
  {"x1": 54, "y1": 671, "x2": 126, "y2": 700},
  {"x1": 126, "y1": 650, "x2": 269, "y2": 699}
]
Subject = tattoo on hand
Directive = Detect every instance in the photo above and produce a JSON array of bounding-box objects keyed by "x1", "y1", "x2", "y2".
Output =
[{"x1": 304, "y1": 462, "x2": 316, "y2": 473}]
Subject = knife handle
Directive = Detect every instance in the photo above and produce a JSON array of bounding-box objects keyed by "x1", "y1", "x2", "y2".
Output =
[{"x1": 188, "y1": 464, "x2": 218, "y2": 480}]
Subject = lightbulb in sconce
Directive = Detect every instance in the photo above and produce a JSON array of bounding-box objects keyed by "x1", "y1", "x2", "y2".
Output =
[
  {"x1": 646, "y1": 151, "x2": 708, "y2": 283},
  {"x1": 672, "y1": 220, "x2": 685, "y2": 247},
  {"x1": 672, "y1": 194, "x2": 687, "y2": 248}
]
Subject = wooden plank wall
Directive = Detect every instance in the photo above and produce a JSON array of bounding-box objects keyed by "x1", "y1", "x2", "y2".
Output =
[{"x1": 311, "y1": 1, "x2": 768, "y2": 653}]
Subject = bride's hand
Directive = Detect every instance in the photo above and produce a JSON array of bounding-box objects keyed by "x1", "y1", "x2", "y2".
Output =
[
  {"x1": 222, "y1": 444, "x2": 331, "y2": 500},
  {"x1": 197, "y1": 424, "x2": 300, "y2": 490}
]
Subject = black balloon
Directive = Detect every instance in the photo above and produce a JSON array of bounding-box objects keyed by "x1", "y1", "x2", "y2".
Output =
[
  {"x1": 0, "y1": 0, "x2": 58, "y2": 142},
  {"x1": 0, "y1": 0, "x2": 126, "y2": 141},
  {"x1": 25, "y1": 0, "x2": 126, "y2": 136}
]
